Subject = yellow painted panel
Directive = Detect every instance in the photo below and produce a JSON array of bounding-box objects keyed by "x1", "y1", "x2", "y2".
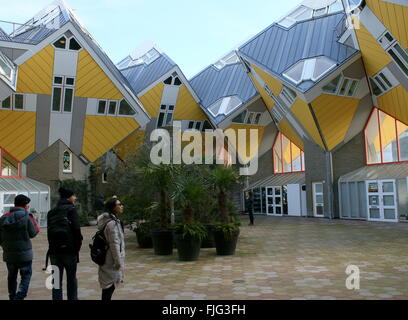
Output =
[
  {"x1": 377, "y1": 85, "x2": 408, "y2": 125},
  {"x1": 278, "y1": 120, "x2": 304, "y2": 150},
  {"x1": 226, "y1": 124, "x2": 265, "y2": 164},
  {"x1": 82, "y1": 116, "x2": 140, "y2": 162},
  {"x1": 139, "y1": 82, "x2": 164, "y2": 118},
  {"x1": 311, "y1": 95, "x2": 360, "y2": 151},
  {"x1": 16, "y1": 45, "x2": 54, "y2": 95},
  {"x1": 0, "y1": 111, "x2": 36, "y2": 161},
  {"x1": 291, "y1": 99, "x2": 325, "y2": 149},
  {"x1": 174, "y1": 85, "x2": 207, "y2": 121},
  {"x1": 76, "y1": 50, "x2": 123, "y2": 100},
  {"x1": 354, "y1": 18, "x2": 392, "y2": 77},
  {"x1": 251, "y1": 64, "x2": 283, "y2": 96},
  {"x1": 248, "y1": 73, "x2": 275, "y2": 110},
  {"x1": 366, "y1": 0, "x2": 408, "y2": 49},
  {"x1": 114, "y1": 130, "x2": 145, "y2": 160}
]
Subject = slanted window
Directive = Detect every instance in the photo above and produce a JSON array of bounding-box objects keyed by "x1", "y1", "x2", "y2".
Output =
[
  {"x1": 69, "y1": 38, "x2": 81, "y2": 51},
  {"x1": 97, "y1": 100, "x2": 107, "y2": 114},
  {"x1": 187, "y1": 121, "x2": 203, "y2": 131},
  {"x1": 52, "y1": 76, "x2": 75, "y2": 113},
  {"x1": 280, "y1": 86, "x2": 297, "y2": 106},
  {"x1": 273, "y1": 132, "x2": 304, "y2": 174},
  {"x1": 108, "y1": 101, "x2": 117, "y2": 115},
  {"x1": 0, "y1": 94, "x2": 25, "y2": 110},
  {"x1": 63, "y1": 150, "x2": 72, "y2": 173},
  {"x1": 53, "y1": 36, "x2": 82, "y2": 51},
  {"x1": 157, "y1": 104, "x2": 174, "y2": 128},
  {"x1": 53, "y1": 36, "x2": 66, "y2": 49},
  {"x1": 97, "y1": 100, "x2": 119, "y2": 115},
  {"x1": 0, "y1": 147, "x2": 21, "y2": 177},
  {"x1": 378, "y1": 31, "x2": 408, "y2": 77},
  {"x1": 232, "y1": 110, "x2": 262, "y2": 125},
  {"x1": 163, "y1": 73, "x2": 182, "y2": 86},
  {"x1": 322, "y1": 74, "x2": 359, "y2": 97},
  {"x1": 365, "y1": 108, "x2": 408, "y2": 165},
  {"x1": 118, "y1": 99, "x2": 136, "y2": 115},
  {"x1": 283, "y1": 57, "x2": 337, "y2": 85},
  {"x1": 369, "y1": 69, "x2": 396, "y2": 96},
  {"x1": 0, "y1": 53, "x2": 13, "y2": 81},
  {"x1": 208, "y1": 96, "x2": 243, "y2": 117}
]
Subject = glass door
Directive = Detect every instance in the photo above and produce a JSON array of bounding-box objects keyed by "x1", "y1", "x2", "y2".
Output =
[
  {"x1": 366, "y1": 180, "x2": 398, "y2": 222},
  {"x1": 266, "y1": 186, "x2": 283, "y2": 216},
  {"x1": 313, "y1": 182, "x2": 324, "y2": 217}
]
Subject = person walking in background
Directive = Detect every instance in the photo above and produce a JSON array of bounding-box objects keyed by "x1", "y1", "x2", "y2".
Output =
[
  {"x1": 0, "y1": 195, "x2": 39, "y2": 300},
  {"x1": 46, "y1": 187, "x2": 83, "y2": 300},
  {"x1": 97, "y1": 197, "x2": 125, "y2": 301},
  {"x1": 246, "y1": 191, "x2": 255, "y2": 226}
]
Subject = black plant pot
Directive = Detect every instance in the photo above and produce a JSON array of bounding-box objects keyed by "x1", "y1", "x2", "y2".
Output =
[
  {"x1": 151, "y1": 229, "x2": 173, "y2": 255},
  {"x1": 135, "y1": 229, "x2": 153, "y2": 249},
  {"x1": 201, "y1": 224, "x2": 215, "y2": 248},
  {"x1": 174, "y1": 233, "x2": 202, "y2": 261},
  {"x1": 214, "y1": 229, "x2": 240, "y2": 256}
]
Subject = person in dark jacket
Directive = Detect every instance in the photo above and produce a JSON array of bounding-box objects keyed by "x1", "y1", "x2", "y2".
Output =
[
  {"x1": 0, "y1": 195, "x2": 39, "y2": 300},
  {"x1": 47, "y1": 187, "x2": 83, "y2": 300},
  {"x1": 246, "y1": 191, "x2": 255, "y2": 226}
]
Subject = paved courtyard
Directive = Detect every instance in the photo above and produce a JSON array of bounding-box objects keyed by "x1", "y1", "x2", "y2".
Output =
[{"x1": 1, "y1": 216, "x2": 408, "y2": 300}]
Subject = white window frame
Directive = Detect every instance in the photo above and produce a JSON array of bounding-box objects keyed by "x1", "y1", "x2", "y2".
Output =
[
  {"x1": 0, "y1": 93, "x2": 25, "y2": 111},
  {"x1": 96, "y1": 99, "x2": 120, "y2": 116},
  {"x1": 322, "y1": 74, "x2": 360, "y2": 97},
  {"x1": 280, "y1": 86, "x2": 297, "y2": 106},
  {"x1": 163, "y1": 72, "x2": 182, "y2": 86},
  {"x1": 51, "y1": 75, "x2": 75, "y2": 113},
  {"x1": 187, "y1": 121, "x2": 204, "y2": 131},
  {"x1": 62, "y1": 150, "x2": 73, "y2": 174},
  {"x1": 53, "y1": 35, "x2": 83, "y2": 52},
  {"x1": 378, "y1": 31, "x2": 408, "y2": 77},
  {"x1": 157, "y1": 104, "x2": 175, "y2": 128}
]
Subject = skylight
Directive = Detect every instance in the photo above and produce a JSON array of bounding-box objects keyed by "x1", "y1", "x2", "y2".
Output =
[
  {"x1": 283, "y1": 56, "x2": 337, "y2": 85},
  {"x1": 214, "y1": 52, "x2": 240, "y2": 70},
  {"x1": 208, "y1": 96, "x2": 242, "y2": 117},
  {"x1": 0, "y1": 51, "x2": 16, "y2": 88}
]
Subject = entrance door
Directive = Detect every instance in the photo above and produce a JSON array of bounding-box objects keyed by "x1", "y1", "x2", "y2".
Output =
[
  {"x1": 313, "y1": 182, "x2": 325, "y2": 217},
  {"x1": 366, "y1": 180, "x2": 398, "y2": 222},
  {"x1": 266, "y1": 186, "x2": 283, "y2": 216}
]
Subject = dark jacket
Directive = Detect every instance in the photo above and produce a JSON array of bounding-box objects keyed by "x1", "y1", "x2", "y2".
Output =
[
  {"x1": 0, "y1": 207, "x2": 39, "y2": 263},
  {"x1": 47, "y1": 199, "x2": 83, "y2": 257},
  {"x1": 246, "y1": 197, "x2": 254, "y2": 212}
]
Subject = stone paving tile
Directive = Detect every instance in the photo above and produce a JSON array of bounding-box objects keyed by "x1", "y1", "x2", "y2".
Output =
[{"x1": 1, "y1": 216, "x2": 408, "y2": 300}]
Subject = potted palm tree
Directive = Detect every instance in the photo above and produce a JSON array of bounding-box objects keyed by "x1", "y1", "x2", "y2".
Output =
[
  {"x1": 172, "y1": 166, "x2": 208, "y2": 261},
  {"x1": 209, "y1": 165, "x2": 242, "y2": 256}
]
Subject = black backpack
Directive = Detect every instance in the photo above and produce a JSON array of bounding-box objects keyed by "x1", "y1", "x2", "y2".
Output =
[
  {"x1": 89, "y1": 220, "x2": 113, "y2": 266},
  {"x1": 47, "y1": 205, "x2": 75, "y2": 253}
]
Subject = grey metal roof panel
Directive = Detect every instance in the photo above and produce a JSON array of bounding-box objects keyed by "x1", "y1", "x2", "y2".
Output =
[
  {"x1": 239, "y1": 12, "x2": 358, "y2": 92},
  {"x1": 339, "y1": 163, "x2": 408, "y2": 183},
  {"x1": 246, "y1": 173, "x2": 306, "y2": 190},
  {"x1": 120, "y1": 54, "x2": 176, "y2": 95},
  {"x1": 190, "y1": 62, "x2": 258, "y2": 124}
]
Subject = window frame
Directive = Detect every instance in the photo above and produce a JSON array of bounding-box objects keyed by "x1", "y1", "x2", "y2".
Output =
[
  {"x1": 62, "y1": 150, "x2": 73, "y2": 173},
  {"x1": 0, "y1": 93, "x2": 25, "y2": 111},
  {"x1": 322, "y1": 74, "x2": 359, "y2": 97},
  {"x1": 157, "y1": 104, "x2": 175, "y2": 128},
  {"x1": 378, "y1": 31, "x2": 408, "y2": 77},
  {"x1": 53, "y1": 35, "x2": 82, "y2": 52},
  {"x1": 272, "y1": 132, "x2": 305, "y2": 174},
  {"x1": 369, "y1": 70, "x2": 395, "y2": 97},
  {"x1": 0, "y1": 147, "x2": 22, "y2": 178},
  {"x1": 51, "y1": 75, "x2": 75, "y2": 113}
]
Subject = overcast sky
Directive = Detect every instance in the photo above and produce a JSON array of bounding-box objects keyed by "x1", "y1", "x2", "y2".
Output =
[{"x1": 0, "y1": 0, "x2": 302, "y2": 78}]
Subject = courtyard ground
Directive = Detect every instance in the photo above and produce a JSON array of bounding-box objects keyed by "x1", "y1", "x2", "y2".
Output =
[{"x1": 1, "y1": 216, "x2": 408, "y2": 300}]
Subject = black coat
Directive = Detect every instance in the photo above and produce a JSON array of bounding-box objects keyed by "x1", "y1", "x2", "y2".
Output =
[{"x1": 0, "y1": 208, "x2": 39, "y2": 263}]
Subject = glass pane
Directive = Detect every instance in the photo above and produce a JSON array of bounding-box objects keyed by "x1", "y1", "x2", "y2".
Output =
[
  {"x1": 397, "y1": 121, "x2": 408, "y2": 161},
  {"x1": 365, "y1": 110, "x2": 381, "y2": 164},
  {"x1": 108, "y1": 101, "x2": 117, "y2": 115},
  {"x1": 379, "y1": 111, "x2": 398, "y2": 163},
  {"x1": 316, "y1": 195, "x2": 324, "y2": 204},
  {"x1": 282, "y1": 134, "x2": 291, "y2": 172},
  {"x1": 394, "y1": 44, "x2": 408, "y2": 64},
  {"x1": 2, "y1": 152, "x2": 19, "y2": 176},
  {"x1": 369, "y1": 208, "x2": 380, "y2": 219},
  {"x1": 375, "y1": 76, "x2": 387, "y2": 91},
  {"x1": 316, "y1": 205, "x2": 324, "y2": 215},
  {"x1": 322, "y1": 75, "x2": 341, "y2": 94},
  {"x1": 254, "y1": 113, "x2": 261, "y2": 125},
  {"x1": 66, "y1": 77, "x2": 75, "y2": 86},
  {"x1": 339, "y1": 79, "x2": 350, "y2": 96},
  {"x1": 292, "y1": 143, "x2": 302, "y2": 172},
  {"x1": 2, "y1": 96, "x2": 11, "y2": 109},
  {"x1": 3, "y1": 194, "x2": 16, "y2": 204},
  {"x1": 347, "y1": 80, "x2": 358, "y2": 97},
  {"x1": 275, "y1": 207, "x2": 282, "y2": 214},
  {"x1": 267, "y1": 188, "x2": 273, "y2": 196},
  {"x1": 188, "y1": 121, "x2": 194, "y2": 129},
  {"x1": 69, "y1": 38, "x2": 81, "y2": 50},
  {"x1": 315, "y1": 183, "x2": 323, "y2": 193},
  {"x1": 275, "y1": 197, "x2": 281, "y2": 205},
  {"x1": 0, "y1": 57, "x2": 12, "y2": 79},
  {"x1": 165, "y1": 113, "x2": 173, "y2": 125},
  {"x1": 63, "y1": 88, "x2": 73, "y2": 112},
  {"x1": 195, "y1": 122, "x2": 201, "y2": 130},
  {"x1": 246, "y1": 113, "x2": 254, "y2": 124},
  {"x1": 14, "y1": 94, "x2": 24, "y2": 109},
  {"x1": 157, "y1": 112, "x2": 164, "y2": 128},
  {"x1": 389, "y1": 48, "x2": 408, "y2": 76},
  {"x1": 284, "y1": 61, "x2": 304, "y2": 83},
  {"x1": 384, "y1": 209, "x2": 396, "y2": 220},
  {"x1": 63, "y1": 151, "x2": 71, "y2": 171},
  {"x1": 54, "y1": 76, "x2": 63, "y2": 84},
  {"x1": 232, "y1": 111, "x2": 247, "y2": 123},
  {"x1": 313, "y1": 57, "x2": 336, "y2": 80},
  {"x1": 169, "y1": 105, "x2": 175, "y2": 111},
  {"x1": 379, "y1": 73, "x2": 392, "y2": 88},
  {"x1": 369, "y1": 195, "x2": 380, "y2": 206},
  {"x1": 119, "y1": 100, "x2": 135, "y2": 115},
  {"x1": 383, "y1": 182, "x2": 394, "y2": 193},
  {"x1": 98, "y1": 100, "x2": 106, "y2": 114},
  {"x1": 52, "y1": 88, "x2": 62, "y2": 111},
  {"x1": 273, "y1": 134, "x2": 282, "y2": 173},
  {"x1": 268, "y1": 198, "x2": 273, "y2": 205},
  {"x1": 164, "y1": 77, "x2": 172, "y2": 85},
  {"x1": 174, "y1": 77, "x2": 182, "y2": 86},
  {"x1": 370, "y1": 78, "x2": 382, "y2": 96},
  {"x1": 368, "y1": 182, "x2": 379, "y2": 193},
  {"x1": 383, "y1": 195, "x2": 394, "y2": 206},
  {"x1": 54, "y1": 37, "x2": 66, "y2": 49},
  {"x1": 275, "y1": 188, "x2": 281, "y2": 196}
]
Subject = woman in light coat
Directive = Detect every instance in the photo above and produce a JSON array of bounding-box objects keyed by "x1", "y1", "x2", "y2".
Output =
[{"x1": 97, "y1": 198, "x2": 125, "y2": 301}]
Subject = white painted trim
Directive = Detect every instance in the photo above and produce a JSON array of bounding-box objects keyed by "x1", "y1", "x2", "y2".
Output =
[{"x1": 137, "y1": 66, "x2": 179, "y2": 97}]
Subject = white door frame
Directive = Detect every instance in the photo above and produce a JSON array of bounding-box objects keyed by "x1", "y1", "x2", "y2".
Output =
[
  {"x1": 366, "y1": 179, "x2": 398, "y2": 222},
  {"x1": 266, "y1": 186, "x2": 283, "y2": 216},
  {"x1": 312, "y1": 182, "x2": 325, "y2": 217}
]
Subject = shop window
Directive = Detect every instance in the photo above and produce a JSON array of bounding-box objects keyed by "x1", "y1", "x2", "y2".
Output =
[
  {"x1": 0, "y1": 148, "x2": 21, "y2": 177},
  {"x1": 63, "y1": 150, "x2": 72, "y2": 173},
  {"x1": 365, "y1": 108, "x2": 408, "y2": 165},
  {"x1": 273, "y1": 132, "x2": 304, "y2": 174},
  {"x1": 118, "y1": 99, "x2": 136, "y2": 116},
  {"x1": 52, "y1": 76, "x2": 75, "y2": 113},
  {"x1": 0, "y1": 94, "x2": 25, "y2": 110}
]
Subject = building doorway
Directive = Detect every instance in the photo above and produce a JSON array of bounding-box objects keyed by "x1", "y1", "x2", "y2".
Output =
[{"x1": 366, "y1": 180, "x2": 398, "y2": 222}]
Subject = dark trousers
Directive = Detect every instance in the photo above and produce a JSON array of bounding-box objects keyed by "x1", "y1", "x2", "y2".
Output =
[
  {"x1": 6, "y1": 261, "x2": 32, "y2": 300},
  {"x1": 50, "y1": 254, "x2": 78, "y2": 300},
  {"x1": 248, "y1": 209, "x2": 254, "y2": 225},
  {"x1": 102, "y1": 284, "x2": 115, "y2": 301}
]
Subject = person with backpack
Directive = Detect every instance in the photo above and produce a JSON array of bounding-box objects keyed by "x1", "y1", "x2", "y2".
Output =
[
  {"x1": 0, "y1": 195, "x2": 39, "y2": 300},
  {"x1": 46, "y1": 187, "x2": 83, "y2": 300},
  {"x1": 97, "y1": 197, "x2": 125, "y2": 301}
]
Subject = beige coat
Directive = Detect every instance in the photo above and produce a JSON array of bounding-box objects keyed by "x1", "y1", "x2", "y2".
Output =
[{"x1": 97, "y1": 212, "x2": 125, "y2": 289}]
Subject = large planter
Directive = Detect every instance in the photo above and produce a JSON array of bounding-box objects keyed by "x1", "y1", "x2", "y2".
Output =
[
  {"x1": 151, "y1": 229, "x2": 173, "y2": 255},
  {"x1": 135, "y1": 229, "x2": 153, "y2": 249},
  {"x1": 201, "y1": 224, "x2": 215, "y2": 249},
  {"x1": 214, "y1": 229, "x2": 240, "y2": 256},
  {"x1": 174, "y1": 233, "x2": 202, "y2": 261}
]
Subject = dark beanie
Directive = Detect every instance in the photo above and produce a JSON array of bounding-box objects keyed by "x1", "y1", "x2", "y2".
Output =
[
  {"x1": 15, "y1": 194, "x2": 31, "y2": 207},
  {"x1": 59, "y1": 187, "x2": 74, "y2": 199}
]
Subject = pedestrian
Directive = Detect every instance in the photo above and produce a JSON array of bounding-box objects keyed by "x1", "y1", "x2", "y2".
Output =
[
  {"x1": 97, "y1": 197, "x2": 125, "y2": 301},
  {"x1": 0, "y1": 195, "x2": 39, "y2": 300},
  {"x1": 46, "y1": 187, "x2": 83, "y2": 300},
  {"x1": 246, "y1": 191, "x2": 255, "y2": 226}
]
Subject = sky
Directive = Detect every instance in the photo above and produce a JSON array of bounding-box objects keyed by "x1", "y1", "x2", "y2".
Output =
[{"x1": 0, "y1": 0, "x2": 302, "y2": 79}]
